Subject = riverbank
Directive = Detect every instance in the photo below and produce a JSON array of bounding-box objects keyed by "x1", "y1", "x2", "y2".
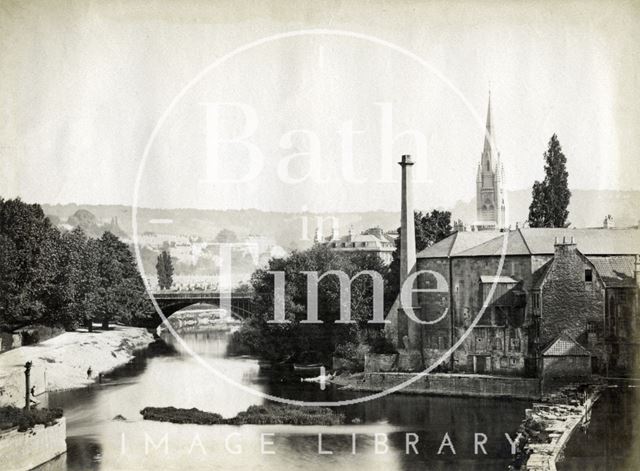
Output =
[
  {"x1": 0, "y1": 326, "x2": 154, "y2": 407},
  {"x1": 511, "y1": 383, "x2": 602, "y2": 470}
]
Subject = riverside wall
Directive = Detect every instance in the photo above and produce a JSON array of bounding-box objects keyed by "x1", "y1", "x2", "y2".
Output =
[
  {"x1": 337, "y1": 372, "x2": 541, "y2": 399},
  {"x1": 0, "y1": 418, "x2": 66, "y2": 471}
]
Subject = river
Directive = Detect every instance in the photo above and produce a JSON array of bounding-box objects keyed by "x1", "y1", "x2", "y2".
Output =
[{"x1": 40, "y1": 330, "x2": 533, "y2": 470}]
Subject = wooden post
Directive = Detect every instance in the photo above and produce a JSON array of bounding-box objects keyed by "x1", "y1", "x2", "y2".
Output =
[{"x1": 24, "y1": 361, "x2": 32, "y2": 411}]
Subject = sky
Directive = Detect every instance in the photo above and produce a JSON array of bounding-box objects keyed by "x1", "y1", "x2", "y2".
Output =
[{"x1": 1, "y1": 0, "x2": 639, "y2": 213}]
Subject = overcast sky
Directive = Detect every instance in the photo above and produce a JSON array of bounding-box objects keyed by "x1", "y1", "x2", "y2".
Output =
[{"x1": 1, "y1": 0, "x2": 639, "y2": 213}]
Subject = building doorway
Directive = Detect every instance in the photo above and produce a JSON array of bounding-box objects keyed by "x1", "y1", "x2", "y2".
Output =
[{"x1": 474, "y1": 355, "x2": 488, "y2": 373}]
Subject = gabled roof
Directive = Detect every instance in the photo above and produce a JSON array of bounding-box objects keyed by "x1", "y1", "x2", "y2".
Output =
[
  {"x1": 479, "y1": 275, "x2": 518, "y2": 284},
  {"x1": 532, "y1": 260, "x2": 552, "y2": 290},
  {"x1": 542, "y1": 333, "x2": 591, "y2": 357},
  {"x1": 456, "y1": 230, "x2": 530, "y2": 257},
  {"x1": 519, "y1": 228, "x2": 640, "y2": 255},
  {"x1": 417, "y1": 231, "x2": 498, "y2": 259},
  {"x1": 418, "y1": 227, "x2": 640, "y2": 259},
  {"x1": 587, "y1": 256, "x2": 637, "y2": 288}
]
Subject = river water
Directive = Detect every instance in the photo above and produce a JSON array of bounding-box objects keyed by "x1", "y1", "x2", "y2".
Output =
[{"x1": 40, "y1": 330, "x2": 534, "y2": 470}]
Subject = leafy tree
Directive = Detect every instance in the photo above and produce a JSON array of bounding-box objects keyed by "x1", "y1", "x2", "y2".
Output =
[
  {"x1": 0, "y1": 198, "x2": 61, "y2": 329},
  {"x1": 528, "y1": 134, "x2": 571, "y2": 228},
  {"x1": 47, "y1": 228, "x2": 99, "y2": 330},
  {"x1": 386, "y1": 209, "x2": 452, "y2": 303},
  {"x1": 155, "y1": 250, "x2": 174, "y2": 290},
  {"x1": 0, "y1": 198, "x2": 152, "y2": 333},
  {"x1": 94, "y1": 232, "x2": 149, "y2": 329},
  {"x1": 232, "y1": 245, "x2": 389, "y2": 362}
]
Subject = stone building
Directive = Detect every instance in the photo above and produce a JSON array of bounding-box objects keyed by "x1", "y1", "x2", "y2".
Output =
[
  {"x1": 399, "y1": 227, "x2": 640, "y2": 378},
  {"x1": 320, "y1": 226, "x2": 396, "y2": 265}
]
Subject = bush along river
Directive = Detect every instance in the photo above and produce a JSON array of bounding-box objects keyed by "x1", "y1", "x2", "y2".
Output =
[{"x1": 39, "y1": 330, "x2": 543, "y2": 471}]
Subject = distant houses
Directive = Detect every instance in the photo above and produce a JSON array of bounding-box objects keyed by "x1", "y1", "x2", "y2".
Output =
[{"x1": 318, "y1": 226, "x2": 397, "y2": 265}]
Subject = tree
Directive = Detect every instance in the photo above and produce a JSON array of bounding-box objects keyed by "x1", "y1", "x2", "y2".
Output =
[
  {"x1": 231, "y1": 245, "x2": 389, "y2": 362},
  {"x1": 48, "y1": 227, "x2": 99, "y2": 330},
  {"x1": 386, "y1": 209, "x2": 452, "y2": 303},
  {"x1": 155, "y1": 251, "x2": 174, "y2": 290},
  {"x1": 94, "y1": 232, "x2": 149, "y2": 329},
  {"x1": 528, "y1": 134, "x2": 571, "y2": 228},
  {"x1": 0, "y1": 198, "x2": 152, "y2": 332},
  {"x1": 0, "y1": 198, "x2": 61, "y2": 329},
  {"x1": 215, "y1": 228, "x2": 238, "y2": 243}
]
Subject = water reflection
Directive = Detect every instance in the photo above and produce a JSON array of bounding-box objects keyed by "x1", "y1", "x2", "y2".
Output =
[{"x1": 45, "y1": 331, "x2": 530, "y2": 470}]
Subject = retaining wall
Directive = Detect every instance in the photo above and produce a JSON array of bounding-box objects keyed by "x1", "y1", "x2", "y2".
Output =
[
  {"x1": 360, "y1": 372, "x2": 541, "y2": 399},
  {"x1": 0, "y1": 418, "x2": 66, "y2": 471}
]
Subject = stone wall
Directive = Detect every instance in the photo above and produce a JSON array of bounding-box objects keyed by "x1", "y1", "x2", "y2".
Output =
[
  {"x1": 360, "y1": 372, "x2": 540, "y2": 399},
  {"x1": 542, "y1": 356, "x2": 592, "y2": 378},
  {"x1": 450, "y1": 255, "x2": 533, "y2": 375},
  {"x1": 0, "y1": 333, "x2": 22, "y2": 352},
  {"x1": 540, "y1": 243, "x2": 605, "y2": 351},
  {"x1": 0, "y1": 419, "x2": 66, "y2": 471}
]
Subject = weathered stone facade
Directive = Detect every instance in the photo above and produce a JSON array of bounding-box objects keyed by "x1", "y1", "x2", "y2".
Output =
[
  {"x1": 536, "y1": 240, "x2": 605, "y2": 348},
  {"x1": 389, "y1": 227, "x2": 640, "y2": 379}
]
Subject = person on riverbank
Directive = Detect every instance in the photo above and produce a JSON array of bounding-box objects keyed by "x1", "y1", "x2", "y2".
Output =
[{"x1": 87, "y1": 366, "x2": 92, "y2": 379}]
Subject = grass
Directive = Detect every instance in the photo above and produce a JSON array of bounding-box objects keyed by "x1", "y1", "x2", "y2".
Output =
[
  {"x1": 0, "y1": 406, "x2": 63, "y2": 432},
  {"x1": 141, "y1": 404, "x2": 345, "y2": 426}
]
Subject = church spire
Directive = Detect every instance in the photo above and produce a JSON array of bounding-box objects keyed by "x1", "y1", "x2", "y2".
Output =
[
  {"x1": 476, "y1": 90, "x2": 507, "y2": 230},
  {"x1": 482, "y1": 91, "x2": 498, "y2": 168}
]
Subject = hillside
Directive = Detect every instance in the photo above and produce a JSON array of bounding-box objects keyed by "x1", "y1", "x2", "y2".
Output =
[{"x1": 42, "y1": 189, "x2": 639, "y2": 250}]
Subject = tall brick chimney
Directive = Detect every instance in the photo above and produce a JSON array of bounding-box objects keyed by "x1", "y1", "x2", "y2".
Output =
[{"x1": 399, "y1": 154, "x2": 418, "y2": 349}]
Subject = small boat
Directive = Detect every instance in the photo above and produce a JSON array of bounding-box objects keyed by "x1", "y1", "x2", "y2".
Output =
[{"x1": 293, "y1": 363, "x2": 324, "y2": 377}]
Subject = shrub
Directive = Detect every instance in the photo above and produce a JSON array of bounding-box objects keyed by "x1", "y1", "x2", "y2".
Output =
[
  {"x1": 368, "y1": 333, "x2": 397, "y2": 354},
  {"x1": 0, "y1": 406, "x2": 63, "y2": 432},
  {"x1": 140, "y1": 404, "x2": 345, "y2": 426},
  {"x1": 139, "y1": 407, "x2": 224, "y2": 425}
]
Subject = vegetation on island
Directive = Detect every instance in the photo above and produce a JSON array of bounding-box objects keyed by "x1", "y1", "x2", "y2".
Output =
[
  {"x1": 0, "y1": 198, "x2": 151, "y2": 333},
  {"x1": 140, "y1": 404, "x2": 345, "y2": 426},
  {"x1": 230, "y1": 244, "x2": 393, "y2": 364},
  {"x1": 0, "y1": 406, "x2": 63, "y2": 432},
  {"x1": 528, "y1": 134, "x2": 572, "y2": 228}
]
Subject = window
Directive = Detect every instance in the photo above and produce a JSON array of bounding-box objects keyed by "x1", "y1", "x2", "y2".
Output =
[
  {"x1": 494, "y1": 306, "x2": 508, "y2": 326},
  {"x1": 587, "y1": 321, "x2": 597, "y2": 334},
  {"x1": 532, "y1": 293, "x2": 540, "y2": 309},
  {"x1": 585, "y1": 269, "x2": 593, "y2": 282}
]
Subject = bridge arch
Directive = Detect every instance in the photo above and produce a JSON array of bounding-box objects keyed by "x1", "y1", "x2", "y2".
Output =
[{"x1": 144, "y1": 291, "x2": 255, "y2": 327}]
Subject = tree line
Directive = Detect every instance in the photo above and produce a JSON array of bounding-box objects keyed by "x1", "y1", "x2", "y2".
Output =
[{"x1": 0, "y1": 198, "x2": 151, "y2": 332}]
